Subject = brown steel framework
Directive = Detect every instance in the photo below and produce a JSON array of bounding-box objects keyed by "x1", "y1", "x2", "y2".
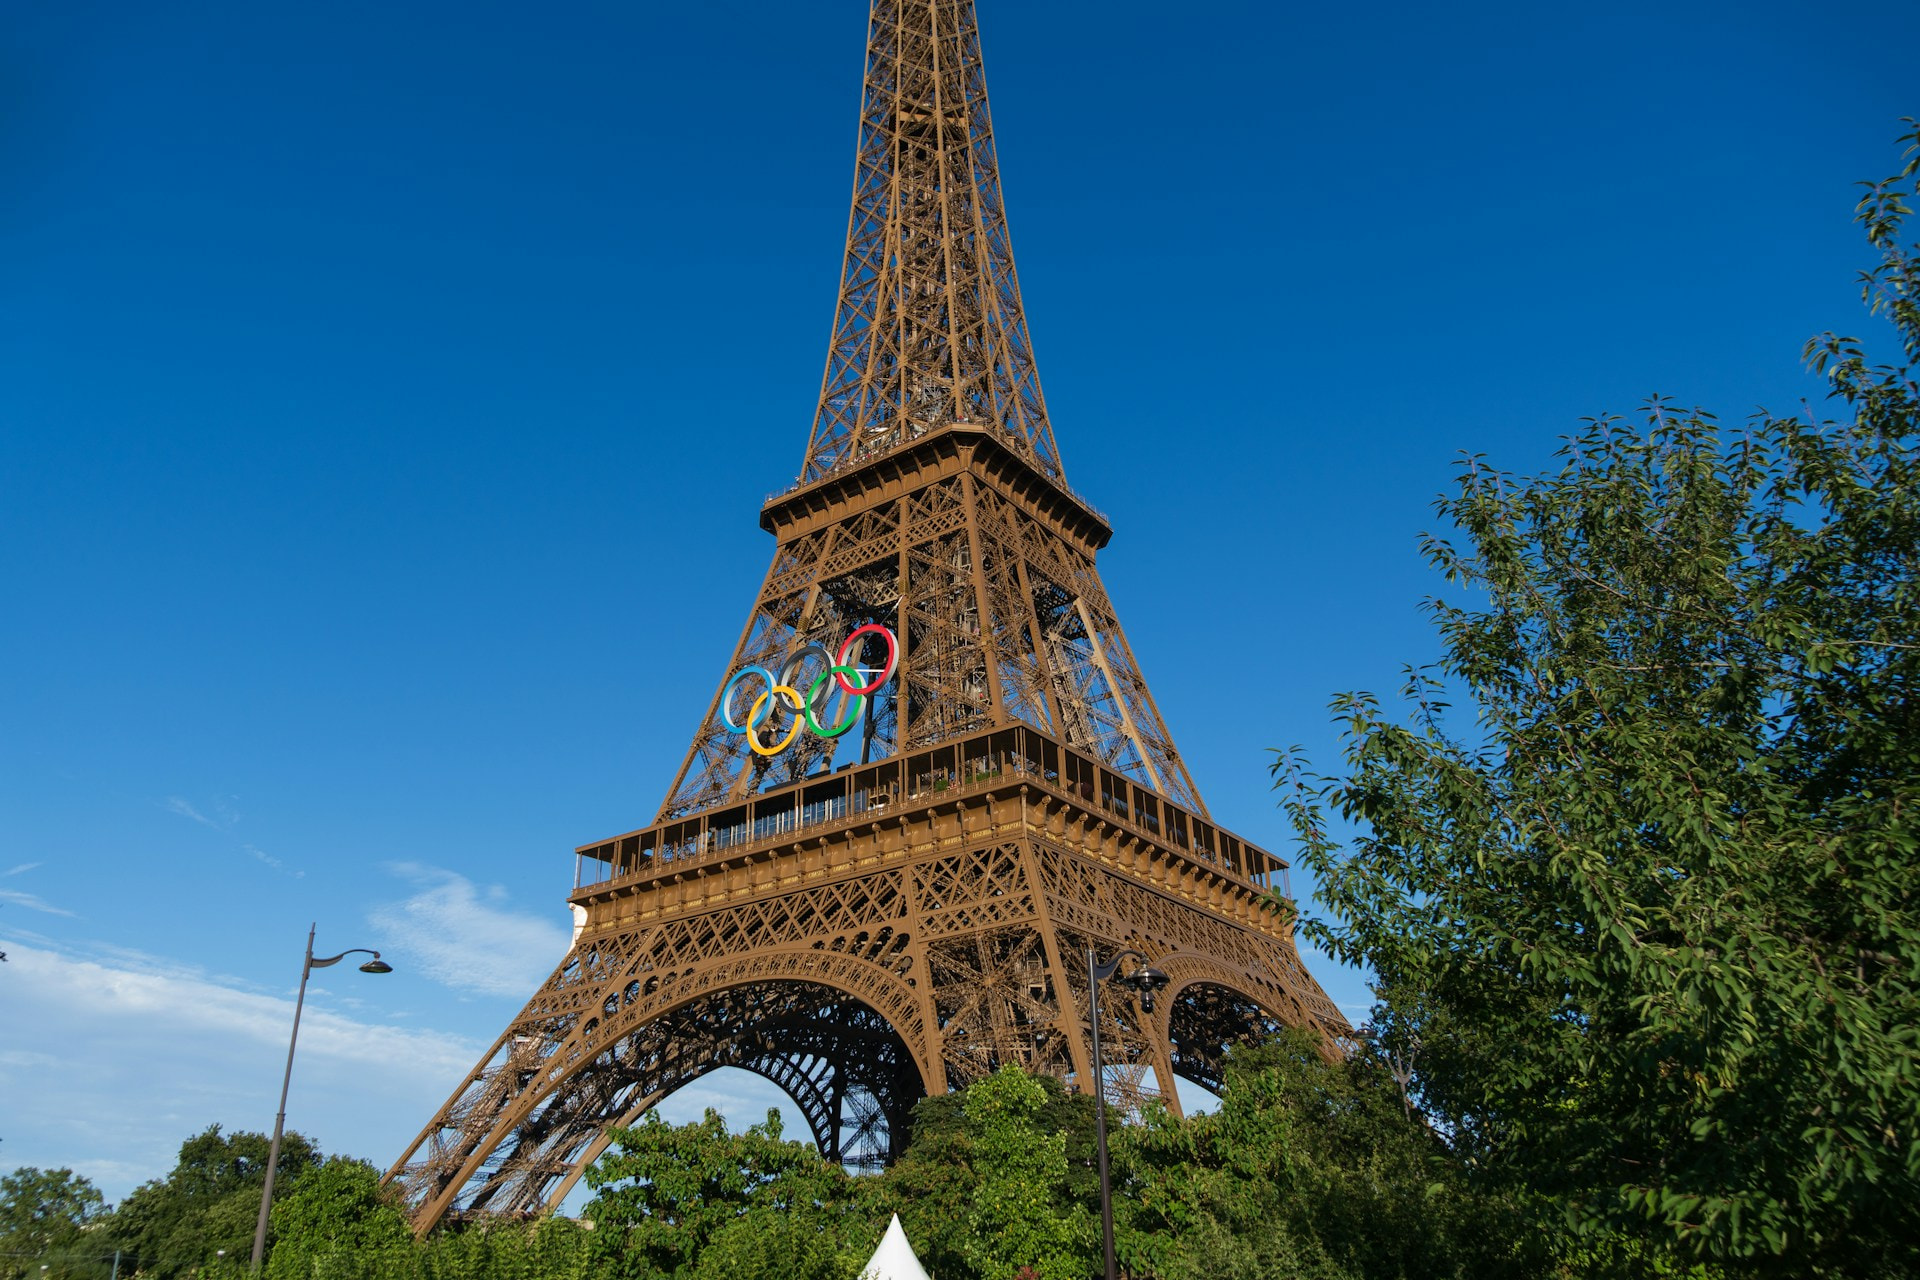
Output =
[{"x1": 386, "y1": 0, "x2": 1345, "y2": 1229}]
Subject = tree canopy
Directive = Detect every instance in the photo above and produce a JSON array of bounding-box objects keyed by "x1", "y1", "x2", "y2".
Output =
[
  {"x1": 1116, "y1": 1029, "x2": 1532, "y2": 1280},
  {"x1": 583, "y1": 1107, "x2": 864, "y2": 1280},
  {"x1": 1277, "y1": 121, "x2": 1920, "y2": 1277},
  {"x1": 261, "y1": 1158, "x2": 414, "y2": 1280},
  {"x1": 103, "y1": 1126, "x2": 318, "y2": 1280},
  {"x1": 575, "y1": 1046, "x2": 1494, "y2": 1280},
  {"x1": 0, "y1": 1167, "x2": 108, "y2": 1280}
]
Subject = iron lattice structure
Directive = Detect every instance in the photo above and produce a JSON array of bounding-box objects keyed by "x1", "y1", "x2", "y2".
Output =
[{"x1": 387, "y1": 0, "x2": 1345, "y2": 1229}]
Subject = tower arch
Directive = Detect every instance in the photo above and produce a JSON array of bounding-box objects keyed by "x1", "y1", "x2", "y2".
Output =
[
  {"x1": 1161, "y1": 975, "x2": 1283, "y2": 1096},
  {"x1": 390, "y1": 951, "x2": 928, "y2": 1227}
]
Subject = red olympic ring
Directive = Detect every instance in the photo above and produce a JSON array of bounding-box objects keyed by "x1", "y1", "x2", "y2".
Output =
[{"x1": 834, "y1": 624, "x2": 898, "y2": 696}]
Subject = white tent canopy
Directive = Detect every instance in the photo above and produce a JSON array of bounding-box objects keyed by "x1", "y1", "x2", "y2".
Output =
[{"x1": 860, "y1": 1213, "x2": 932, "y2": 1280}]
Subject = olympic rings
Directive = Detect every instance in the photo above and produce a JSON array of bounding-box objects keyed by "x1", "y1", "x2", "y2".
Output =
[{"x1": 719, "y1": 626, "x2": 897, "y2": 755}]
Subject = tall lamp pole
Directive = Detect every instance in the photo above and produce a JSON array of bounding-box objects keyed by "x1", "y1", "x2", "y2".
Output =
[
  {"x1": 1086, "y1": 948, "x2": 1169, "y2": 1280},
  {"x1": 250, "y1": 924, "x2": 392, "y2": 1274}
]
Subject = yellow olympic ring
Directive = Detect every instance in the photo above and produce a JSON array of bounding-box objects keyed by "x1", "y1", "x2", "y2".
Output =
[{"x1": 745, "y1": 686, "x2": 807, "y2": 756}]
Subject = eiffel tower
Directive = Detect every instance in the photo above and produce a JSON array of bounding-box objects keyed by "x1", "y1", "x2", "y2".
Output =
[{"x1": 387, "y1": 0, "x2": 1345, "y2": 1228}]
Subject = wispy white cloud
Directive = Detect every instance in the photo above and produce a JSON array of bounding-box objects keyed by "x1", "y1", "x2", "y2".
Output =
[
  {"x1": 0, "y1": 938, "x2": 482, "y2": 1202},
  {"x1": 0, "y1": 1047, "x2": 61, "y2": 1069},
  {"x1": 5, "y1": 862, "x2": 43, "y2": 877},
  {"x1": 370, "y1": 865, "x2": 572, "y2": 999},
  {"x1": 0, "y1": 940, "x2": 474, "y2": 1070},
  {"x1": 161, "y1": 796, "x2": 223, "y2": 829},
  {"x1": 0, "y1": 887, "x2": 76, "y2": 917},
  {"x1": 242, "y1": 843, "x2": 304, "y2": 878},
  {"x1": 159, "y1": 798, "x2": 302, "y2": 877}
]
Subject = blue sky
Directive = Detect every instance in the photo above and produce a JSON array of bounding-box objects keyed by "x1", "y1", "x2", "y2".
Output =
[{"x1": 2, "y1": 0, "x2": 1914, "y2": 1200}]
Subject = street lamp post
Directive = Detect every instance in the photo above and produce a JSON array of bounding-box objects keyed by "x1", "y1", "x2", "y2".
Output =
[
  {"x1": 250, "y1": 924, "x2": 392, "y2": 1274},
  {"x1": 1086, "y1": 947, "x2": 1169, "y2": 1280}
]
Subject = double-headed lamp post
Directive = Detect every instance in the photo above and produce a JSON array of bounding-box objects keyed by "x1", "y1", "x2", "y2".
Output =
[
  {"x1": 1087, "y1": 947, "x2": 1169, "y2": 1280},
  {"x1": 250, "y1": 924, "x2": 392, "y2": 1274}
]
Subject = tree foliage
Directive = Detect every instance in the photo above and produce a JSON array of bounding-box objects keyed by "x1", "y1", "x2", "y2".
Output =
[
  {"x1": 23, "y1": 1045, "x2": 1540, "y2": 1280},
  {"x1": 0, "y1": 1167, "x2": 108, "y2": 1280},
  {"x1": 871, "y1": 1070, "x2": 1099, "y2": 1280},
  {"x1": 1276, "y1": 122, "x2": 1920, "y2": 1277},
  {"x1": 1115, "y1": 1030, "x2": 1533, "y2": 1280},
  {"x1": 262, "y1": 1159, "x2": 413, "y2": 1280},
  {"x1": 955, "y1": 1066, "x2": 1096, "y2": 1280},
  {"x1": 582, "y1": 1107, "x2": 863, "y2": 1280},
  {"x1": 573, "y1": 1050, "x2": 1508, "y2": 1280},
  {"x1": 104, "y1": 1127, "x2": 319, "y2": 1280}
]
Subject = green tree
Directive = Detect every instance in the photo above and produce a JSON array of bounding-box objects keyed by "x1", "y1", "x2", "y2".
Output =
[
  {"x1": 1115, "y1": 1030, "x2": 1533, "y2": 1280},
  {"x1": 409, "y1": 1215, "x2": 592, "y2": 1280},
  {"x1": 956, "y1": 1066, "x2": 1095, "y2": 1280},
  {"x1": 864, "y1": 1092, "x2": 981, "y2": 1280},
  {"x1": 0, "y1": 1168, "x2": 108, "y2": 1280},
  {"x1": 870, "y1": 1069, "x2": 1100, "y2": 1280},
  {"x1": 104, "y1": 1126, "x2": 319, "y2": 1280},
  {"x1": 582, "y1": 1108, "x2": 861, "y2": 1280},
  {"x1": 684, "y1": 1212, "x2": 859, "y2": 1280},
  {"x1": 1276, "y1": 123, "x2": 1920, "y2": 1276},
  {"x1": 262, "y1": 1158, "x2": 413, "y2": 1280}
]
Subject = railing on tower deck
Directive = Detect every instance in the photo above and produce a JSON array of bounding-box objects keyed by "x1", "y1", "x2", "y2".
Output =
[
  {"x1": 763, "y1": 419, "x2": 1110, "y2": 529},
  {"x1": 571, "y1": 723, "x2": 1292, "y2": 904}
]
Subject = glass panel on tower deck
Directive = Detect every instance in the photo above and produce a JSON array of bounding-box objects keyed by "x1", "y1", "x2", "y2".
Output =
[
  {"x1": 1132, "y1": 786, "x2": 1161, "y2": 837},
  {"x1": 661, "y1": 818, "x2": 700, "y2": 863},
  {"x1": 912, "y1": 744, "x2": 959, "y2": 797},
  {"x1": 698, "y1": 804, "x2": 740, "y2": 851},
  {"x1": 750, "y1": 793, "x2": 798, "y2": 843},
  {"x1": 1061, "y1": 751, "x2": 1092, "y2": 803},
  {"x1": 1191, "y1": 820, "x2": 1217, "y2": 866},
  {"x1": 576, "y1": 846, "x2": 615, "y2": 890},
  {"x1": 1037, "y1": 735, "x2": 1060, "y2": 786},
  {"x1": 966, "y1": 747, "x2": 998, "y2": 785},
  {"x1": 989, "y1": 728, "x2": 1034, "y2": 780},
  {"x1": 801, "y1": 776, "x2": 851, "y2": 828},
  {"x1": 853, "y1": 758, "x2": 902, "y2": 812}
]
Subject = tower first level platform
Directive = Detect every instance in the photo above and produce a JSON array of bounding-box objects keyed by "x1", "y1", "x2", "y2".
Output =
[{"x1": 388, "y1": 724, "x2": 1344, "y2": 1227}]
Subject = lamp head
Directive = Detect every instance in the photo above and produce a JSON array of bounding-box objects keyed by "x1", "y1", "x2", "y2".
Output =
[
  {"x1": 359, "y1": 956, "x2": 393, "y2": 974},
  {"x1": 1121, "y1": 965, "x2": 1170, "y2": 1012}
]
